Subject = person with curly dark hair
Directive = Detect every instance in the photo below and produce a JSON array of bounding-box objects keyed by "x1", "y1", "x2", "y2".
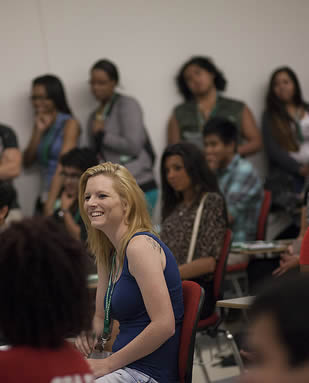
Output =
[
  {"x1": 160, "y1": 142, "x2": 227, "y2": 318},
  {"x1": 167, "y1": 56, "x2": 261, "y2": 156},
  {"x1": 0, "y1": 217, "x2": 94, "y2": 382}
]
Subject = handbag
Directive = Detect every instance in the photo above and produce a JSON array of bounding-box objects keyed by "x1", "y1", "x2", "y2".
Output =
[{"x1": 186, "y1": 193, "x2": 208, "y2": 263}]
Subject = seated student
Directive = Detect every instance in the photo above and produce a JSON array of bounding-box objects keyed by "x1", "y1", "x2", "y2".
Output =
[
  {"x1": 0, "y1": 181, "x2": 16, "y2": 231},
  {"x1": 53, "y1": 147, "x2": 98, "y2": 242},
  {"x1": 160, "y1": 142, "x2": 227, "y2": 319},
  {"x1": 75, "y1": 162, "x2": 183, "y2": 382},
  {"x1": 0, "y1": 217, "x2": 94, "y2": 382},
  {"x1": 203, "y1": 117, "x2": 263, "y2": 246},
  {"x1": 0, "y1": 123, "x2": 22, "y2": 224},
  {"x1": 241, "y1": 275, "x2": 309, "y2": 383},
  {"x1": 168, "y1": 56, "x2": 262, "y2": 155}
]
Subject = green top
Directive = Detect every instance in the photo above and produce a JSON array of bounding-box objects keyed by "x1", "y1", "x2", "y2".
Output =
[{"x1": 174, "y1": 95, "x2": 245, "y2": 149}]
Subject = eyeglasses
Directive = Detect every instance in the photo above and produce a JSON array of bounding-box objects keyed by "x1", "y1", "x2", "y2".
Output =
[
  {"x1": 30, "y1": 95, "x2": 50, "y2": 102},
  {"x1": 60, "y1": 172, "x2": 81, "y2": 180}
]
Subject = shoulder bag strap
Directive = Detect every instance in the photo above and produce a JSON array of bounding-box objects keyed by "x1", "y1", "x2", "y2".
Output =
[{"x1": 186, "y1": 193, "x2": 208, "y2": 264}]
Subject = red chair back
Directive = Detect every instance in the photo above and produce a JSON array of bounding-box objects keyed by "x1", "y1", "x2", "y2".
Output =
[
  {"x1": 256, "y1": 190, "x2": 272, "y2": 241},
  {"x1": 179, "y1": 281, "x2": 205, "y2": 383},
  {"x1": 213, "y1": 229, "x2": 232, "y2": 301},
  {"x1": 300, "y1": 227, "x2": 309, "y2": 265}
]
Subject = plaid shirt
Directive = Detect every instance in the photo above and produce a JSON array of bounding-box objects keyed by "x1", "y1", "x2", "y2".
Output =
[{"x1": 217, "y1": 154, "x2": 263, "y2": 242}]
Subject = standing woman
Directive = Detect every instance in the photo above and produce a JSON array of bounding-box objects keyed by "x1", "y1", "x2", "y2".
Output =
[
  {"x1": 168, "y1": 56, "x2": 262, "y2": 156},
  {"x1": 87, "y1": 59, "x2": 158, "y2": 216},
  {"x1": 76, "y1": 162, "x2": 183, "y2": 382},
  {"x1": 24, "y1": 75, "x2": 80, "y2": 215},
  {"x1": 263, "y1": 67, "x2": 309, "y2": 236},
  {"x1": 160, "y1": 142, "x2": 227, "y2": 319}
]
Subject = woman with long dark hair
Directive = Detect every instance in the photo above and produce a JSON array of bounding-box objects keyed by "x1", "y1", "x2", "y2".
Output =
[
  {"x1": 24, "y1": 74, "x2": 80, "y2": 215},
  {"x1": 87, "y1": 59, "x2": 158, "y2": 216},
  {"x1": 167, "y1": 56, "x2": 262, "y2": 156},
  {"x1": 263, "y1": 67, "x2": 309, "y2": 237},
  {"x1": 160, "y1": 142, "x2": 227, "y2": 318}
]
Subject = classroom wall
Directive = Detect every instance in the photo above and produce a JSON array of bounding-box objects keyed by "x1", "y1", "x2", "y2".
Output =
[{"x1": 1, "y1": 0, "x2": 309, "y2": 216}]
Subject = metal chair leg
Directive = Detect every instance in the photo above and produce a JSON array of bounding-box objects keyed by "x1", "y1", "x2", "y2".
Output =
[
  {"x1": 225, "y1": 330, "x2": 245, "y2": 372},
  {"x1": 195, "y1": 341, "x2": 211, "y2": 383}
]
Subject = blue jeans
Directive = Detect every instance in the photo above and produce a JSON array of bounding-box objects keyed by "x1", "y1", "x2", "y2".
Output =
[{"x1": 96, "y1": 367, "x2": 158, "y2": 382}]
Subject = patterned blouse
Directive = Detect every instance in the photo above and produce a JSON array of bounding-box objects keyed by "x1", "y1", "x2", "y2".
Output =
[{"x1": 160, "y1": 192, "x2": 227, "y2": 280}]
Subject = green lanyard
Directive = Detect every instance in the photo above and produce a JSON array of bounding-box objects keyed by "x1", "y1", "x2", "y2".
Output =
[
  {"x1": 96, "y1": 93, "x2": 119, "y2": 121},
  {"x1": 40, "y1": 122, "x2": 57, "y2": 167},
  {"x1": 102, "y1": 252, "x2": 120, "y2": 343}
]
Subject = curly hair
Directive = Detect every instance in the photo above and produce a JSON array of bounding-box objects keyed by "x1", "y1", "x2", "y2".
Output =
[
  {"x1": 176, "y1": 56, "x2": 227, "y2": 101},
  {"x1": 0, "y1": 217, "x2": 92, "y2": 348}
]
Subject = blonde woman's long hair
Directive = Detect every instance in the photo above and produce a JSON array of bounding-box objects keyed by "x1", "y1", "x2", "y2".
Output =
[{"x1": 79, "y1": 162, "x2": 156, "y2": 271}]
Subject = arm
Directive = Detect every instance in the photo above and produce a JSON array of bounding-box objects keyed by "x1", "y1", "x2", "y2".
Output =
[
  {"x1": 299, "y1": 206, "x2": 308, "y2": 239},
  {"x1": 102, "y1": 98, "x2": 147, "y2": 157},
  {"x1": 23, "y1": 127, "x2": 43, "y2": 167},
  {"x1": 167, "y1": 114, "x2": 181, "y2": 145},
  {"x1": 179, "y1": 194, "x2": 226, "y2": 279},
  {"x1": 44, "y1": 119, "x2": 80, "y2": 215},
  {"x1": 0, "y1": 148, "x2": 21, "y2": 180},
  {"x1": 89, "y1": 235, "x2": 175, "y2": 378},
  {"x1": 262, "y1": 112, "x2": 302, "y2": 176},
  {"x1": 76, "y1": 260, "x2": 108, "y2": 356},
  {"x1": 238, "y1": 105, "x2": 262, "y2": 156}
]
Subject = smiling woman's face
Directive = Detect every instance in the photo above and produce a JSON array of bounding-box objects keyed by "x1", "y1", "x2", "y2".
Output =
[{"x1": 83, "y1": 175, "x2": 126, "y2": 231}]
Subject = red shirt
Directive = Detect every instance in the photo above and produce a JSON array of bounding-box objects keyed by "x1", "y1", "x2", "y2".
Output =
[{"x1": 0, "y1": 341, "x2": 94, "y2": 383}]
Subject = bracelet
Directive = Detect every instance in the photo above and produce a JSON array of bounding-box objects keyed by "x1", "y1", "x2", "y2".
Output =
[{"x1": 58, "y1": 209, "x2": 70, "y2": 218}]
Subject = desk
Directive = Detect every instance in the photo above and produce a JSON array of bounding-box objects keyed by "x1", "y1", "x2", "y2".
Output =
[
  {"x1": 216, "y1": 296, "x2": 254, "y2": 310},
  {"x1": 230, "y1": 240, "x2": 292, "y2": 256}
]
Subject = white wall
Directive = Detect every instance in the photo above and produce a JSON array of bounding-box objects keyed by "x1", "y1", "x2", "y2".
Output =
[{"x1": 1, "y1": 0, "x2": 309, "y2": 215}]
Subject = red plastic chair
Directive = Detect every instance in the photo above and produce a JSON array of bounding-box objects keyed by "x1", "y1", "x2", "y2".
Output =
[
  {"x1": 226, "y1": 190, "x2": 272, "y2": 296},
  {"x1": 256, "y1": 189, "x2": 272, "y2": 241},
  {"x1": 179, "y1": 281, "x2": 205, "y2": 383},
  {"x1": 300, "y1": 226, "x2": 309, "y2": 266},
  {"x1": 195, "y1": 229, "x2": 245, "y2": 381}
]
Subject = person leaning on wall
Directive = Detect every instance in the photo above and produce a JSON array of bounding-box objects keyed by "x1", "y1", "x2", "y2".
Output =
[
  {"x1": 87, "y1": 59, "x2": 158, "y2": 217},
  {"x1": 23, "y1": 74, "x2": 80, "y2": 216},
  {"x1": 167, "y1": 56, "x2": 262, "y2": 156}
]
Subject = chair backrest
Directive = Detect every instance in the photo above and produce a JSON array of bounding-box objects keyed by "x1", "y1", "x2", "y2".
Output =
[
  {"x1": 179, "y1": 281, "x2": 205, "y2": 383},
  {"x1": 213, "y1": 229, "x2": 232, "y2": 301},
  {"x1": 256, "y1": 189, "x2": 272, "y2": 241},
  {"x1": 300, "y1": 227, "x2": 309, "y2": 266}
]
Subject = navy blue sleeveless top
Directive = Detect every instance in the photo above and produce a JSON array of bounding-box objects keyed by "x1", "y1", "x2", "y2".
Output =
[{"x1": 110, "y1": 232, "x2": 184, "y2": 383}]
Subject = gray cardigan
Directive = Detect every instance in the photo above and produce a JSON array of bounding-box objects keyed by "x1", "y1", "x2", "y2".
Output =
[{"x1": 88, "y1": 94, "x2": 156, "y2": 189}]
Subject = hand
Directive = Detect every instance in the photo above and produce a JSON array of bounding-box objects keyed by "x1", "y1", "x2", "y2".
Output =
[
  {"x1": 272, "y1": 253, "x2": 300, "y2": 277},
  {"x1": 92, "y1": 120, "x2": 105, "y2": 135},
  {"x1": 87, "y1": 358, "x2": 112, "y2": 379},
  {"x1": 35, "y1": 113, "x2": 54, "y2": 133},
  {"x1": 299, "y1": 164, "x2": 309, "y2": 177},
  {"x1": 75, "y1": 331, "x2": 97, "y2": 358},
  {"x1": 61, "y1": 191, "x2": 75, "y2": 211}
]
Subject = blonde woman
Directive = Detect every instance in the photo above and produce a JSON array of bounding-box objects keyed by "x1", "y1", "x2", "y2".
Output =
[{"x1": 75, "y1": 162, "x2": 184, "y2": 382}]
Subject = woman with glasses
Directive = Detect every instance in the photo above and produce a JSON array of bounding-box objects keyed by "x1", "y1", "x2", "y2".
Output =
[
  {"x1": 53, "y1": 147, "x2": 98, "y2": 243},
  {"x1": 87, "y1": 59, "x2": 158, "y2": 217},
  {"x1": 24, "y1": 75, "x2": 80, "y2": 215}
]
